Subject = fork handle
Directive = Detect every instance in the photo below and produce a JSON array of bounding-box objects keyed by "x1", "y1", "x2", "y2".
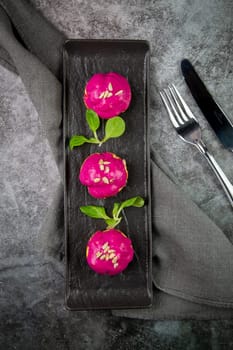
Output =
[{"x1": 196, "y1": 141, "x2": 233, "y2": 207}]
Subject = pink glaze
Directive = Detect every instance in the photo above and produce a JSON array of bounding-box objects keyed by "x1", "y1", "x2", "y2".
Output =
[
  {"x1": 79, "y1": 152, "x2": 128, "y2": 199},
  {"x1": 86, "y1": 229, "x2": 134, "y2": 275},
  {"x1": 84, "y1": 72, "x2": 132, "y2": 119}
]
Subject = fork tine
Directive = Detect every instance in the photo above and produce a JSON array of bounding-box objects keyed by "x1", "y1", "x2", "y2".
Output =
[
  {"x1": 160, "y1": 91, "x2": 180, "y2": 128},
  {"x1": 163, "y1": 88, "x2": 185, "y2": 126},
  {"x1": 168, "y1": 85, "x2": 189, "y2": 122},
  {"x1": 171, "y1": 84, "x2": 197, "y2": 121}
]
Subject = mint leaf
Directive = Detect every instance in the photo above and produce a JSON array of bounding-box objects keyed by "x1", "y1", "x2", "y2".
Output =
[
  {"x1": 87, "y1": 138, "x2": 99, "y2": 144},
  {"x1": 80, "y1": 198, "x2": 144, "y2": 230},
  {"x1": 104, "y1": 116, "x2": 125, "y2": 140},
  {"x1": 112, "y1": 202, "x2": 120, "y2": 217},
  {"x1": 86, "y1": 109, "x2": 100, "y2": 132},
  {"x1": 118, "y1": 196, "x2": 145, "y2": 212},
  {"x1": 105, "y1": 218, "x2": 118, "y2": 227},
  {"x1": 69, "y1": 135, "x2": 89, "y2": 149},
  {"x1": 80, "y1": 206, "x2": 110, "y2": 220}
]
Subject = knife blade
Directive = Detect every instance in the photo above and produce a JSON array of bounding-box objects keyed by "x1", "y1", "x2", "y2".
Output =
[{"x1": 181, "y1": 59, "x2": 233, "y2": 151}]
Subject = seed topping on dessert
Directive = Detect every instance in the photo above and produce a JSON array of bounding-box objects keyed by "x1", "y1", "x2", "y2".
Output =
[{"x1": 94, "y1": 241, "x2": 119, "y2": 268}]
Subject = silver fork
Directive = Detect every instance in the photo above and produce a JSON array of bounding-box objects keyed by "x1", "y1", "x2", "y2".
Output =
[{"x1": 160, "y1": 84, "x2": 233, "y2": 207}]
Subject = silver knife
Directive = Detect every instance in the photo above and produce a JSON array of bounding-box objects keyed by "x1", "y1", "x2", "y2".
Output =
[{"x1": 181, "y1": 59, "x2": 233, "y2": 151}]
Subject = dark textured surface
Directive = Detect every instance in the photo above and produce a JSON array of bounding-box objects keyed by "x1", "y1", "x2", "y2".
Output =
[
  {"x1": 64, "y1": 40, "x2": 152, "y2": 309},
  {"x1": 0, "y1": 0, "x2": 233, "y2": 349}
]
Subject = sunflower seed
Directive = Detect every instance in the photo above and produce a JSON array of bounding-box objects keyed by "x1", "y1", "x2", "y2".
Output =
[
  {"x1": 102, "y1": 242, "x2": 109, "y2": 249},
  {"x1": 115, "y1": 90, "x2": 123, "y2": 96},
  {"x1": 99, "y1": 91, "x2": 105, "y2": 99},
  {"x1": 102, "y1": 177, "x2": 110, "y2": 184},
  {"x1": 112, "y1": 256, "x2": 118, "y2": 264}
]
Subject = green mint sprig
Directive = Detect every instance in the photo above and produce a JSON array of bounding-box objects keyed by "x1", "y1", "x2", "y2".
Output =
[
  {"x1": 69, "y1": 109, "x2": 125, "y2": 150},
  {"x1": 80, "y1": 196, "x2": 144, "y2": 229}
]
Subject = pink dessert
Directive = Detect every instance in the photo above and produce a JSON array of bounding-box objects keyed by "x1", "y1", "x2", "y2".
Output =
[
  {"x1": 79, "y1": 152, "x2": 128, "y2": 199},
  {"x1": 86, "y1": 229, "x2": 134, "y2": 275},
  {"x1": 84, "y1": 72, "x2": 132, "y2": 119}
]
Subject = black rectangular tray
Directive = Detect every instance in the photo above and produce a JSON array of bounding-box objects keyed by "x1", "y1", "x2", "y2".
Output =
[{"x1": 63, "y1": 39, "x2": 152, "y2": 310}]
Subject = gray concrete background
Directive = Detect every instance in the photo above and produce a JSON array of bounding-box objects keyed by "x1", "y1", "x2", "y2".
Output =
[{"x1": 0, "y1": 0, "x2": 233, "y2": 349}]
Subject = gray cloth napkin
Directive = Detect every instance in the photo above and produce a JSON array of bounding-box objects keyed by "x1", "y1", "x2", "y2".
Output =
[{"x1": 0, "y1": 0, "x2": 233, "y2": 320}]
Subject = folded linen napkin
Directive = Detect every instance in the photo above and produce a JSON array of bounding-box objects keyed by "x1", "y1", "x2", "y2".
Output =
[{"x1": 0, "y1": 0, "x2": 232, "y2": 319}]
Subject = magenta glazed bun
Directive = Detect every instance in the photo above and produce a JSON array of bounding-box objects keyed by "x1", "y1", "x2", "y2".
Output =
[
  {"x1": 84, "y1": 72, "x2": 132, "y2": 119},
  {"x1": 86, "y1": 229, "x2": 134, "y2": 275},
  {"x1": 79, "y1": 152, "x2": 128, "y2": 199}
]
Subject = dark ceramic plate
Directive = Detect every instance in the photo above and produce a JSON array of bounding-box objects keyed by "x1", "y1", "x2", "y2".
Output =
[{"x1": 63, "y1": 39, "x2": 152, "y2": 310}]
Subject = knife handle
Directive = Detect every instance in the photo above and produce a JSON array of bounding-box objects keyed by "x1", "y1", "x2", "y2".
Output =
[{"x1": 196, "y1": 141, "x2": 233, "y2": 207}]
